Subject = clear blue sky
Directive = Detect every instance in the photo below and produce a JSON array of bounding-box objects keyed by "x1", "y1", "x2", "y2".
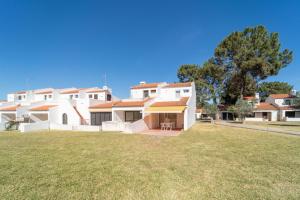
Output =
[{"x1": 0, "y1": 0, "x2": 299, "y2": 99}]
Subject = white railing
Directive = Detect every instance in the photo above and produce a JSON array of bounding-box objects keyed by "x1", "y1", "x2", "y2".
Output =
[
  {"x1": 102, "y1": 121, "x2": 129, "y2": 132},
  {"x1": 0, "y1": 123, "x2": 5, "y2": 131},
  {"x1": 19, "y1": 121, "x2": 102, "y2": 133},
  {"x1": 19, "y1": 121, "x2": 50, "y2": 133},
  {"x1": 245, "y1": 117, "x2": 264, "y2": 122},
  {"x1": 285, "y1": 117, "x2": 300, "y2": 122}
]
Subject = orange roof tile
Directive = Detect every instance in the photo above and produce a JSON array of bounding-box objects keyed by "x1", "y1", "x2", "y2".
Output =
[
  {"x1": 131, "y1": 83, "x2": 163, "y2": 89},
  {"x1": 60, "y1": 89, "x2": 80, "y2": 94},
  {"x1": 0, "y1": 105, "x2": 20, "y2": 111},
  {"x1": 243, "y1": 96, "x2": 255, "y2": 100},
  {"x1": 164, "y1": 82, "x2": 192, "y2": 88},
  {"x1": 89, "y1": 101, "x2": 117, "y2": 109},
  {"x1": 255, "y1": 103, "x2": 278, "y2": 110},
  {"x1": 30, "y1": 105, "x2": 57, "y2": 111},
  {"x1": 113, "y1": 98, "x2": 151, "y2": 107},
  {"x1": 35, "y1": 90, "x2": 53, "y2": 94},
  {"x1": 150, "y1": 97, "x2": 189, "y2": 107},
  {"x1": 270, "y1": 94, "x2": 296, "y2": 99},
  {"x1": 86, "y1": 89, "x2": 107, "y2": 93},
  {"x1": 15, "y1": 91, "x2": 26, "y2": 94}
]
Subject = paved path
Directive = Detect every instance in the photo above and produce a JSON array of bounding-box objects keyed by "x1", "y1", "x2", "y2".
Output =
[{"x1": 215, "y1": 121, "x2": 300, "y2": 136}]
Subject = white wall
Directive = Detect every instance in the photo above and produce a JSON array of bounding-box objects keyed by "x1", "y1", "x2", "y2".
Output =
[
  {"x1": 48, "y1": 100, "x2": 80, "y2": 126},
  {"x1": 158, "y1": 86, "x2": 192, "y2": 101},
  {"x1": 130, "y1": 88, "x2": 159, "y2": 99},
  {"x1": 0, "y1": 123, "x2": 5, "y2": 131},
  {"x1": 19, "y1": 121, "x2": 50, "y2": 133},
  {"x1": 183, "y1": 83, "x2": 196, "y2": 130}
]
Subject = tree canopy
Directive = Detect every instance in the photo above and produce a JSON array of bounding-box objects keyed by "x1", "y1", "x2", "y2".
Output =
[
  {"x1": 215, "y1": 25, "x2": 293, "y2": 100},
  {"x1": 257, "y1": 81, "x2": 293, "y2": 101},
  {"x1": 178, "y1": 25, "x2": 293, "y2": 106}
]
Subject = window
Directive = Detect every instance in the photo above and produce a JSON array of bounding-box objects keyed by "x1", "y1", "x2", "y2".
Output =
[
  {"x1": 75, "y1": 95, "x2": 78, "y2": 98},
  {"x1": 143, "y1": 90, "x2": 149, "y2": 98},
  {"x1": 183, "y1": 89, "x2": 190, "y2": 93},
  {"x1": 107, "y1": 94, "x2": 112, "y2": 101},
  {"x1": 286, "y1": 111, "x2": 295, "y2": 118},
  {"x1": 175, "y1": 90, "x2": 180, "y2": 98},
  {"x1": 125, "y1": 111, "x2": 142, "y2": 122},
  {"x1": 284, "y1": 99, "x2": 292, "y2": 105},
  {"x1": 94, "y1": 94, "x2": 98, "y2": 99},
  {"x1": 18, "y1": 96, "x2": 22, "y2": 100},
  {"x1": 89, "y1": 94, "x2": 93, "y2": 98},
  {"x1": 44, "y1": 95, "x2": 47, "y2": 100},
  {"x1": 151, "y1": 90, "x2": 156, "y2": 94},
  {"x1": 70, "y1": 95, "x2": 73, "y2": 99},
  {"x1": 91, "y1": 112, "x2": 112, "y2": 125},
  {"x1": 48, "y1": 95, "x2": 52, "y2": 99},
  {"x1": 62, "y1": 113, "x2": 68, "y2": 124}
]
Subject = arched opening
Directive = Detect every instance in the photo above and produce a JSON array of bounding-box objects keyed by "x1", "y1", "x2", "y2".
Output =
[{"x1": 62, "y1": 113, "x2": 68, "y2": 125}]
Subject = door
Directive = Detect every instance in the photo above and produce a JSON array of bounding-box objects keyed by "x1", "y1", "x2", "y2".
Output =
[{"x1": 91, "y1": 112, "x2": 112, "y2": 125}]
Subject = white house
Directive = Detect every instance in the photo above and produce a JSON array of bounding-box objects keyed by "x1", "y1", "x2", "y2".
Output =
[
  {"x1": 90, "y1": 81, "x2": 196, "y2": 133},
  {"x1": 0, "y1": 86, "x2": 113, "y2": 132},
  {"x1": 245, "y1": 91, "x2": 300, "y2": 122},
  {"x1": 0, "y1": 81, "x2": 197, "y2": 133}
]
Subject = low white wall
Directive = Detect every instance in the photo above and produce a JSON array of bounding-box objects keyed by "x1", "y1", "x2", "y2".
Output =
[
  {"x1": 20, "y1": 122, "x2": 101, "y2": 133},
  {"x1": 285, "y1": 118, "x2": 300, "y2": 122},
  {"x1": 102, "y1": 121, "x2": 129, "y2": 132},
  {"x1": 72, "y1": 125, "x2": 101, "y2": 132},
  {"x1": 245, "y1": 117, "x2": 263, "y2": 122},
  {"x1": 50, "y1": 123, "x2": 73, "y2": 131},
  {"x1": 124, "y1": 119, "x2": 148, "y2": 133},
  {"x1": 19, "y1": 121, "x2": 50, "y2": 133},
  {"x1": 0, "y1": 123, "x2": 5, "y2": 131}
]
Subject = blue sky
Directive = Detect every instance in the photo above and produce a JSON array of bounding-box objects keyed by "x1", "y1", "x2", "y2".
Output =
[{"x1": 0, "y1": 0, "x2": 299, "y2": 99}]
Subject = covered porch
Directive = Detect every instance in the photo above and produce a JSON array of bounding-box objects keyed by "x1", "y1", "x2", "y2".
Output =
[
  {"x1": 0, "y1": 112, "x2": 17, "y2": 123},
  {"x1": 144, "y1": 106, "x2": 185, "y2": 130}
]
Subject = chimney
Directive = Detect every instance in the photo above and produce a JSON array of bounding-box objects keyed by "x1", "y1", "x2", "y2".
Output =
[
  {"x1": 140, "y1": 81, "x2": 146, "y2": 85},
  {"x1": 290, "y1": 89, "x2": 297, "y2": 96},
  {"x1": 255, "y1": 92, "x2": 260, "y2": 99}
]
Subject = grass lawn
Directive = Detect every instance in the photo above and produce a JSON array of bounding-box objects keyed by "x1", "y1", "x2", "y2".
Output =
[
  {"x1": 0, "y1": 123, "x2": 300, "y2": 199},
  {"x1": 245, "y1": 121, "x2": 300, "y2": 132}
]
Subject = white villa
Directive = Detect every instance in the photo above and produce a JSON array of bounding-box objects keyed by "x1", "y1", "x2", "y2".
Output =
[
  {"x1": 0, "y1": 81, "x2": 196, "y2": 133},
  {"x1": 245, "y1": 91, "x2": 300, "y2": 122}
]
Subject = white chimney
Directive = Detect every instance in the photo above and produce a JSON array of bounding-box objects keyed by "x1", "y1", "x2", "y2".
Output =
[
  {"x1": 140, "y1": 81, "x2": 146, "y2": 85},
  {"x1": 291, "y1": 89, "x2": 297, "y2": 96},
  {"x1": 255, "y1": 92, "x2": 260, "y2": 99}
]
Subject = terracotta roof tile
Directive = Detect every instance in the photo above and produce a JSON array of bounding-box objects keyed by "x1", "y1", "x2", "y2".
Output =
[
  {"x1": 164, "y1": 82, "x2": 192, "y2": 88},
  {"x1": 0, "y1": 105, "x2": 20, "y2": 111},
  {"x1": 35, "y1": 90, "x2": 53, "y2": 94},
  {"x1": 15, "y1": 91, "x2": 26, "y2": 94},
  {"x1": 86, "y1": 89, "x2": 107, "y2": 93},
  {"x1": 150, "y1": 97, "x2": 189, "y2": 107},
  {"x1": 30, "y1": 105, "x2": 57, "y2": 111},
  {"x1": 113, "y1": 98, "x2": 151, "y2": 107},
  {"x1": 243, "y1": 96, "x2": 255, "y2": 100},
  {"x1": 89, "y1": 101, "x2": 117, "y2": 109},
  {"x1": 255, "y1": 103, "x2": 278, "y2": 110},
  {"x1": 270, "y1": 94, "x2": 296, "y2": 99},
  {"x1": 131, "y1": 83, "x2": 163, "y2": 89},
  {"x1": 60, "y1": 89, "x2": 81, "y2": 94}
]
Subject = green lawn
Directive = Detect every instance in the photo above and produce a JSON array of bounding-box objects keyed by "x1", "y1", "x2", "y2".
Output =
[
  {"x1": 0, "y1": 123, "x2": 300, "y2": 200},
  {"x1": 245, "y1": 121, "x2": 300, "y2": 132}
]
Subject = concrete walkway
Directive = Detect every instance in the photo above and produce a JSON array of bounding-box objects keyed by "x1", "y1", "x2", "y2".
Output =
[{"x1": 215, "y1": 121, "x2": 300, "y2": 136}]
